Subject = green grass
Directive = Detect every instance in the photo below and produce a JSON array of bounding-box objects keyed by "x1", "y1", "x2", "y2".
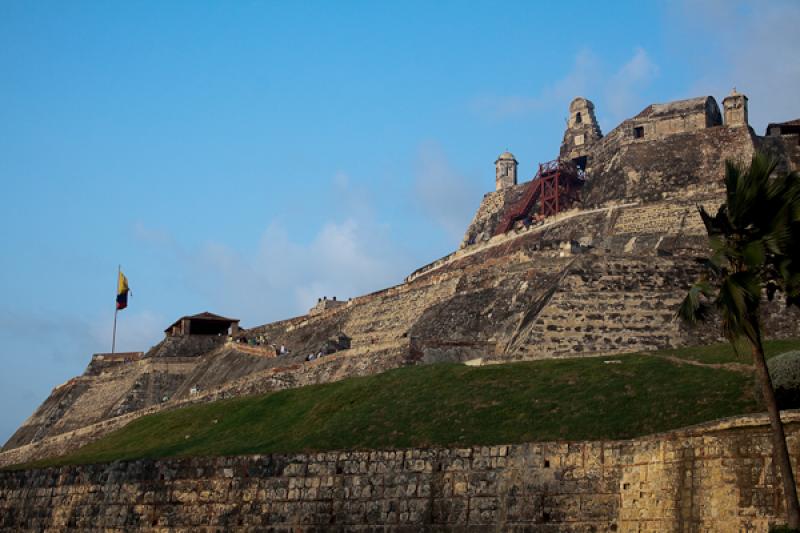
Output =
[
  {"x1": 16, "y1": 340, "x2": 781, "y2": 469},
  {"x1": 657, "y1": 338, "x2": 800, "y2": 365}
]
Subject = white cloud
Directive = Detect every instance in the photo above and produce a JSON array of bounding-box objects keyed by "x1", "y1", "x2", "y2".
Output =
[
  {"x1": 474, "y1": 1, "x2": 800, "y2": 135},
  {"x1": 472, "y1": 47, "x2": 659, "y2": 130},
  {"x1": 413, "y1": 141, "x2": 483, "y2": 242},
  {"x1": 133, "y1": 175, "x2": 412, "y2": 326},
  {"x1": 251, "y1": 217, "x2": 402, "y2": 315},
  {"x1": 471, "y1": 49, "x2": 600, "y2": 120},
  {"x1": 546, "y1": 49, "x2": 602, "y2": 107},
  {"x1": 604, "y1": 47, "x2": 659, "y2": 125}
]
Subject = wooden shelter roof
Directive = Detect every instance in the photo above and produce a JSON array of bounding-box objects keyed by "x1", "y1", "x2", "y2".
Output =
[{"x1": 164, "y1": 312, "x2": 240, "y2": 333}]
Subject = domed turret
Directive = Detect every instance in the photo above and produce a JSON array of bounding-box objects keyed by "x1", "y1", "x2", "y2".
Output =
[{"x1": 495, "y1": 151, "x2": 518, "y2": 191}]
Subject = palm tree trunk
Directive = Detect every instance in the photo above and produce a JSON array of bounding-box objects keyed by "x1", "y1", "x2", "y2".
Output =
[{"x1": 751, "y1": 336, "x2": 800, "y2": 528}]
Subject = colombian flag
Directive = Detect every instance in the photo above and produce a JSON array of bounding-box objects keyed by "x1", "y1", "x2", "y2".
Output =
[{"x1": 116, "y1": 271, "x2": 130, "y2": 310}]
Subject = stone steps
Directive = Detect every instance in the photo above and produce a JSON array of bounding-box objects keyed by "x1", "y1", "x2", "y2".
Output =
[
  {"x1": 611, "y1": 199, "x2": 721, "y2": 236},
  {"x1": 43, "y1": 364, "x2": 143, "y2": 436},
  {"x1": 505, "y1": 256, "x2": 700, "y2": 359}
]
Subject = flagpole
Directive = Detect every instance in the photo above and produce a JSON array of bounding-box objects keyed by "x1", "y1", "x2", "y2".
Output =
[{"x1": 112, "y1": 264, "x2": 119, "y2": 354}]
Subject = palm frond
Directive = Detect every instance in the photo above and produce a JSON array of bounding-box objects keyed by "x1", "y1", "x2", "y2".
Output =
[
  {"x1": 698, "y1": 204, "x2": 721, "y2": 236},
  {"x1": 676, "y1": 280, "x2": 715, "y2": 325},
  {"x1": 724, "y1": 159, "x2": 741, "y2": 220},
  {"x1": 685, "y1": 151, "x2": 800, "y2": 343},
  {"x1": 716, "y1": 271, "x2": 760, "y2": 343},
  {"x1": 742, "y1": 239, "x2": 766, "y2": 269}
]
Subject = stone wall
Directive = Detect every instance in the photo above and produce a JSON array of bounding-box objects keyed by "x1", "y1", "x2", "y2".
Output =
[
  {"x1": 417, "y1": 196, "x2": 800, "y2": 361},
  {"x1": 0, "y1": 343, "x2": 409, "y2": 469},
  {"x1": 3, "y1": 361, "x2": 149, "y2": 451},
  {"x1": 502, "y1": 255, "x2": 709, "y2": 360},
  {"x1": 3, "y1": 413, "x2": 800, "y2": 532},
  {"x1": 146, "y1": 335, "x2": 227, "y2": 360},
  {"x1": 309, "y1": 297, "x2": 347, "y2": 316},
  {"x1": 583, "y1": 125, "x2": 757, "y2": 207},
  {"x1": 461, "y1": 125, "x2": 759, "y2": 246},
  {"x1": 608, "y1": 196, "x2": 720, "y2": 237},
  {"x1": 2, "y1": 354, "x2": 206, "y2": 453},
  {"x1": 760, "y1": 134, "x2": 800, "y2": 175},
  {"x1": 460, "y1": 181, "x2": 551, "y2": 249},
  {"x1": 460, "y1": 190, "x2": 507, "y2": 248},
  {"x1": 628, "y1": 96, "x2": 723, "y2": 142}
]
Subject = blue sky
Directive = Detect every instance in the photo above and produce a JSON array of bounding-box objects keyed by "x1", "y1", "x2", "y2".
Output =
[{"x1": 1, "y1": 0, "x2": 799, "y2": 444}]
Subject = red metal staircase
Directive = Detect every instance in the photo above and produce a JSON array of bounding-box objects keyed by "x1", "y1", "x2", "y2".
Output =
[{"x1": 494, "y1": 159, "x2": 584, "y2": 236}]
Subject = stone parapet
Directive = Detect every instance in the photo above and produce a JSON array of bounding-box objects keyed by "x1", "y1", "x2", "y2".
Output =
[{"x1": 2, "y1": 412, "x2": 800, "y2": 531}]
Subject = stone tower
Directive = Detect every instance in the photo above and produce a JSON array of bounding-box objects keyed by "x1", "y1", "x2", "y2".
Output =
[
  {"x1": 560, "y1": 97, "x2": 602, "y2": 169},
  {"x1": 722, "y1": 88, "x2": 749, "y2": 127},
  {"x1": 495, "y1": 151, "x2": 518, "y2": 191}
]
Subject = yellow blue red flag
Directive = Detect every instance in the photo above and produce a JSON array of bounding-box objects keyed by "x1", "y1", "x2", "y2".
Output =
[{"x1": 116, "y1": 271, "x2": 130, "y2": 310}]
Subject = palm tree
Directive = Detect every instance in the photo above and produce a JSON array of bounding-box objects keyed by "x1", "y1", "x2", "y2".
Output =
[{"x1": 678, "y1": 152, "x2": 800, "y2": 528}]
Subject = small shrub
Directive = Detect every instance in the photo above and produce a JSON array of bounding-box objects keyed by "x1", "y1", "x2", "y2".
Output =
[
  {"x1": 769, "y1": 525, "x2": 800, "y2": 533},
  {"x1": 767, "y1": 351, "x2": 800, "y2": 410}
]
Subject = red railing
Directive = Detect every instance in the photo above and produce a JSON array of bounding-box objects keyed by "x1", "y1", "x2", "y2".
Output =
[{"x1": 494, "y1": 159, "x2": 584, "y2": 236}]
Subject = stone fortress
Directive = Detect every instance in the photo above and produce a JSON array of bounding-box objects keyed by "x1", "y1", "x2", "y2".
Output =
[{"x1": 3, "y1": 90, "x2": 800, "y2": 531}]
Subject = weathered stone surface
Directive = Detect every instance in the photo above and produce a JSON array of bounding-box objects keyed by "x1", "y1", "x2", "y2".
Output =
[
  {"x1": 0, "y1": 343, "x2": 408, "y2": 469},
  {"x1": 3, "y1": 413, "x2": 800, "y2": 532},
  {"x1": 6, "y1": 92, "x2": 800, "y2": 473},
  {"x1": 560, "y1": 96, "x2": 603, "y2": 165},
  {"x1": 7, "y1": 192, "x2": 800, "y2": 465},
  {"x1": 582, "y1": 125, "x2": 756, "y2": 207}
]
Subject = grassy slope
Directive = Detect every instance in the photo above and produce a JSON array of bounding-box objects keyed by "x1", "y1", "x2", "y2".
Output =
[
  {"x1": 20, "y1": 338, "x2": 800, "y2": 468},
  {"x1": 658, "y1": 338, "x2": 800, "y2": 365}
]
